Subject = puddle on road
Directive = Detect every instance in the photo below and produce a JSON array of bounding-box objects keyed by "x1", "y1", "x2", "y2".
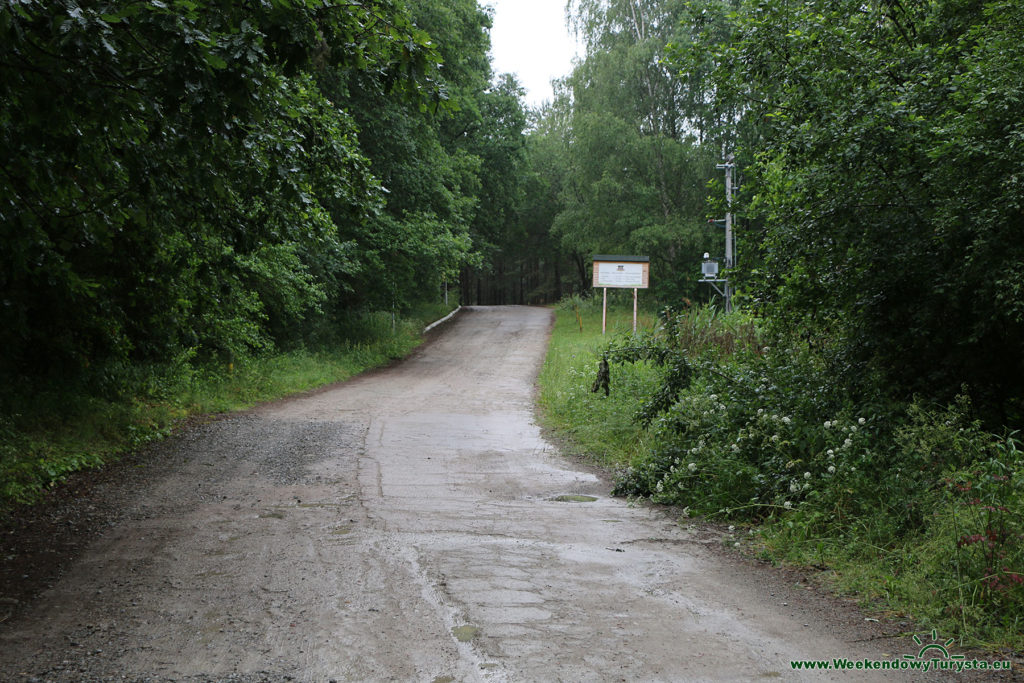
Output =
[
  {"x1": 550, "y1": 494, "x2": 598, "y2": 503},
  {"x1": 452, "y1": 624, "x2": 481, "y2": 642}
]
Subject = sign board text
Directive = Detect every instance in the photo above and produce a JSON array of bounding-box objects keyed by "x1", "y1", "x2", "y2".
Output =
[{"x1": 592, "y1": 256, "x2": 649, "y2": 289}]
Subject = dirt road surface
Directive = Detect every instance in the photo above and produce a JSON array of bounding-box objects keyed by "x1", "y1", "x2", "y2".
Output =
[{"x1": 0, "y1": 306, "x2": 997, "y2": 681}]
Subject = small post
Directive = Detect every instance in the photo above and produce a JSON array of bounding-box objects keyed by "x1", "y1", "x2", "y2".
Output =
[
  {"x1": 633, "y1": 287, "x2": 638, "y2": 333},
  {"x1": 602, "y1": 287, "x2": 608, "y2": 335}
]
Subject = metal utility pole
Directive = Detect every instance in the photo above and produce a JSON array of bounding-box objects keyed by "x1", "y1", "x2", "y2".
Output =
[{"x1": 715, "y1": 156, "x2": 736, "y2": 313}]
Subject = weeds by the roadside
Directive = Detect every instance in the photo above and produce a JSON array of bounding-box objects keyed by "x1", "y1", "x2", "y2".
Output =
[
  {"x1": 540, "y1": 299, "x2": 1024, "y2": 650},
  {"x1": 537, "y1": 295, "x2": 658, "y2": 467},
  {"x1": 0, "y1": 304, "x2": 455, "y2": 508}
]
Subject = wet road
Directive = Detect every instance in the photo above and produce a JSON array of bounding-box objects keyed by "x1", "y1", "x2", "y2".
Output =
[{"x1": 1, "y1": 306, "x2": 900, "y2": 681}]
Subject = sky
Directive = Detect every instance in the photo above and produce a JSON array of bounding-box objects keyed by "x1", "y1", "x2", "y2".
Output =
[{"x1": 485, "y1": 0, "x2": 582, "y2": 108}]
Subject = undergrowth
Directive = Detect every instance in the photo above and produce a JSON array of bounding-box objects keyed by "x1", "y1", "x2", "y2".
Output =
[
  {"x1": 540, "y1": 299, "x2": 1024, "y2": 651},
  {"x1": 0, "y1": 303, "x2": 455, "y2": 509}
]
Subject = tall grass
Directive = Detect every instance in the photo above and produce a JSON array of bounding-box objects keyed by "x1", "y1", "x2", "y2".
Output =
[
  {"x1": 661, "y1": 304, "x2": 761, "y2": 359},
  {"x1": 537, "y1": 296, "x2": 659, "y2": 467}
]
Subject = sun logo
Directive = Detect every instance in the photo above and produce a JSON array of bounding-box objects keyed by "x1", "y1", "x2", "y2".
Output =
[{"x1": 903, "y1": 629, "x2": 966, "y2": 662}]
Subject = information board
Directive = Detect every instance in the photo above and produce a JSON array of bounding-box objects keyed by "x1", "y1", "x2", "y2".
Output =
[
  {"x1": 592, "y1": 255, "x2": 650, "y2": 334},
  {"x1": 592, "y1": 256, "x2": 649, "y2": 289}
]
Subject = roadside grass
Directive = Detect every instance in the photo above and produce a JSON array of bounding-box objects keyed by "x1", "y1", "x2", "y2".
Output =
[
  {"x1": 539, "y1": 300, "x2": 1024, "y2": 652},
  {"x1": 0, "y1": 302, "x2": 455, "y2": 509},
  {"x1": 537, "y1": 296, "x2": 658, "y2": 468}
]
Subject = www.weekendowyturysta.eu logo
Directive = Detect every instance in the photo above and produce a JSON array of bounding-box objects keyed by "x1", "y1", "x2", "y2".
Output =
[{"x1": 790, "y1": 629, "x2": 1014, "y2": 673}]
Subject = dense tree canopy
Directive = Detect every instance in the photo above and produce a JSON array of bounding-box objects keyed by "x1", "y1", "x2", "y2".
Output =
[
  {"x1": 0, "y1": 0, "x2": 527, "y2": 394},
  {"x1": 552, "y1": 0, "x2": 724, "y2": 302},
  {"x1": 4, "y1": 0, "x2": 1023, "y2": 426},
  {"x1": 498, "y1": 0, "x2": 1024, "y2": 425},
  {"x1": 509, "y1": 0, "x2": 757, "y2": 305},
  {"x1": 666, "y1": 0, "x2": 1024, "y2": 423}
]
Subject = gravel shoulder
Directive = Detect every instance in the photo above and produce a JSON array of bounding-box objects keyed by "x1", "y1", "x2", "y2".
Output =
[{"x1": 1, "y1": 306, "x2": 1018, "y2": 682}]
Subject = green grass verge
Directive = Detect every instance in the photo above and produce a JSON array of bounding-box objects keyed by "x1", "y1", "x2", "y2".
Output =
[
  {"x1": 0, "y1": 303, "x2": 456, "y2": 509},
  {"x1": 537, "y1": 298, "x2": 658, "y2": 468}
]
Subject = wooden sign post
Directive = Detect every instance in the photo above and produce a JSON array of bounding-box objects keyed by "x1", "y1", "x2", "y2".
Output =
[{"x1": 592, "y1": 255, "x2": 650, "y2": 334}]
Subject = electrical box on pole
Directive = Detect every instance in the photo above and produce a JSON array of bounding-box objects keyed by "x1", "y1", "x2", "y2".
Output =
[{"x1": 701, "y1": 256, "x2": 719, "y2": 279}]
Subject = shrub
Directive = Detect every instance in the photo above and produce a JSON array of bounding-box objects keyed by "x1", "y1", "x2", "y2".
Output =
[{"x1": 600, "y1": 305, "x2": 1022, "y2": 644}]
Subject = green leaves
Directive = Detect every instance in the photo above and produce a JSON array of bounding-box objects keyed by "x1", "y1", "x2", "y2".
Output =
[
  {"x1": 668, "y1": 0, "x2": 1024, "y2": 425},
  {"x1": 536, "y1": 0, "x2": 727, "y2": 301},
  {"x1": 0, "y1": 0, "x2": 475, "y2": 388}
]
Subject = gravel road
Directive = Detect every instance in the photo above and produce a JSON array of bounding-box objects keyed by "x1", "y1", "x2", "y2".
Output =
[{"x1": 1, "y1": 306, "x2": 1013, "y2": 682}]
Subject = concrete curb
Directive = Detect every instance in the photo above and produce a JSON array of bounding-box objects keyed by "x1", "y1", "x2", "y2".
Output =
[{"x1": 423, "y1": 305, "x2": 462, "y2": 334}]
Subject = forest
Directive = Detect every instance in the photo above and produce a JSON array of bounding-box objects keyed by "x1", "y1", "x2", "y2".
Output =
[
  {"x1": 1, "y1": 0, "x2": 526, "y2": 382},
  {"x1": 2, "y1": 0, "x2": 1023, "y2": 648}
]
